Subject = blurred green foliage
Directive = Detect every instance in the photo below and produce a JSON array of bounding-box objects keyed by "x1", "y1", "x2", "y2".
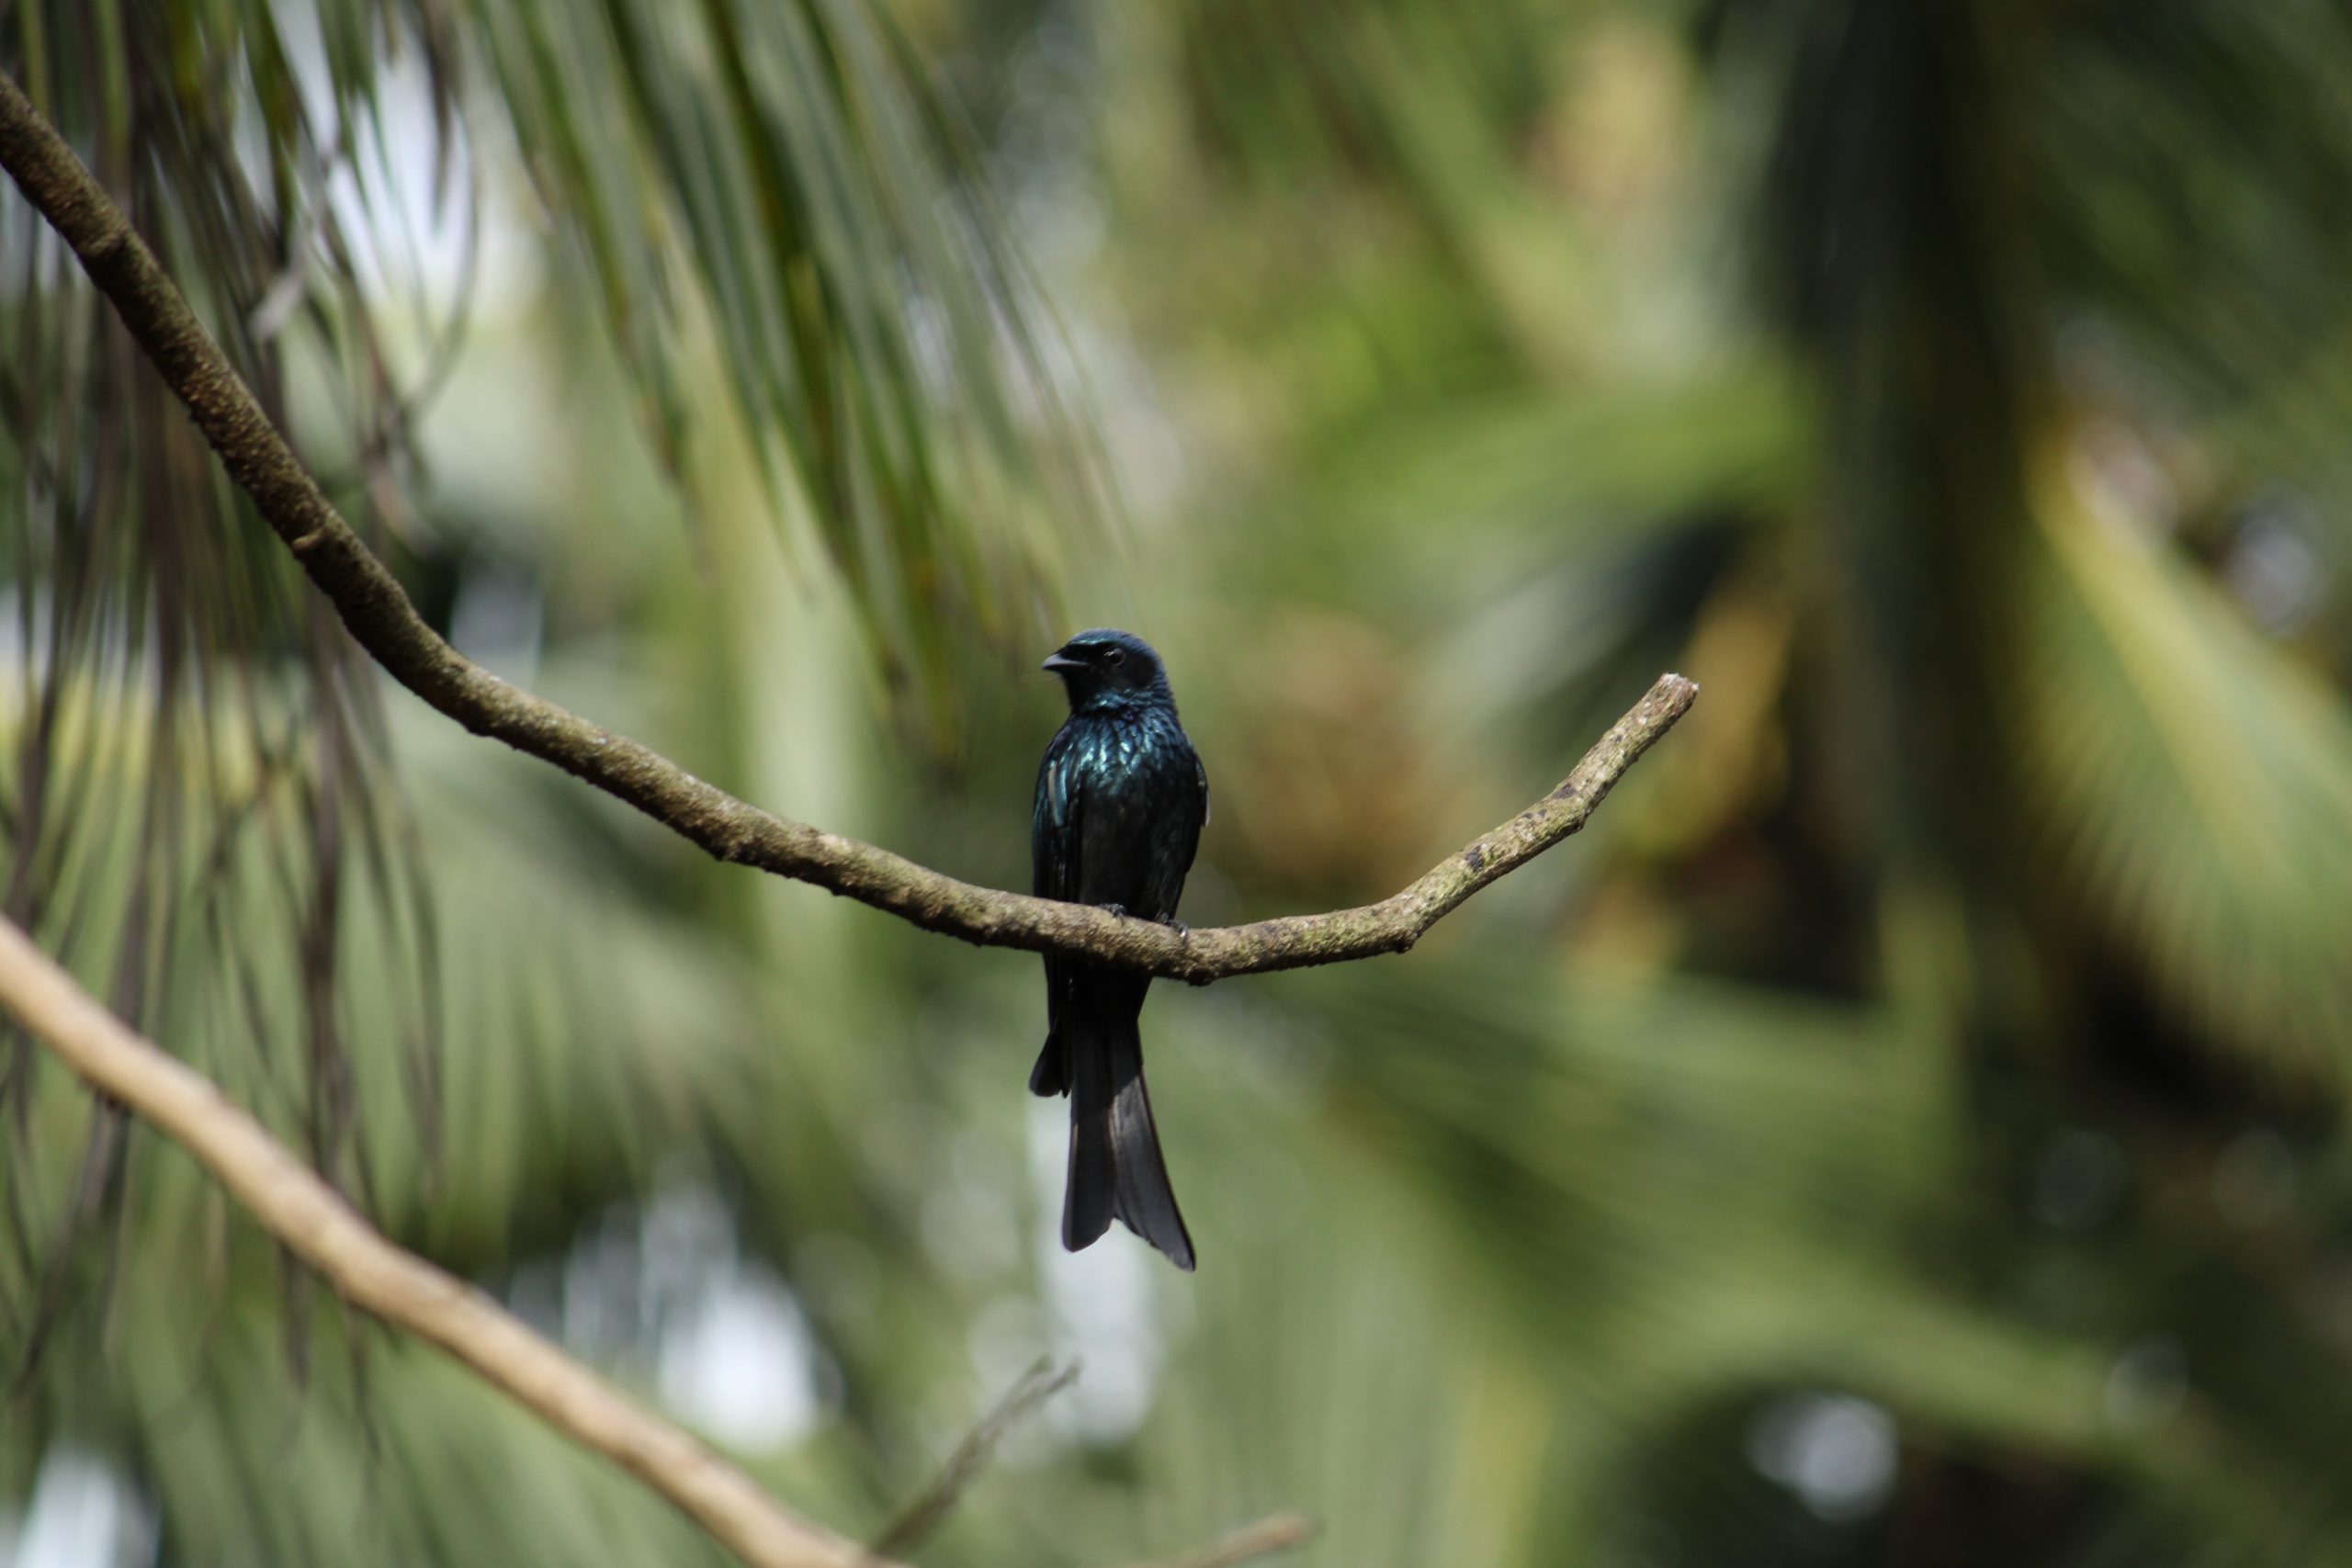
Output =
[{"x1": 9, "y1": 1, "x2": 2352, "y2": 1565}]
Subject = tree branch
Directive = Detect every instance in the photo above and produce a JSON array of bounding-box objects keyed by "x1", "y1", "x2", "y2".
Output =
[
  {"x1": 0, "y1": 914, "x2": 899, "y2": 1568},
  {"x1": 868, "y1": 1357, "x2": 1080, "y2": 1560},
  {"x1": 1121, "y1": 1512, "x2": 1317, "y2": 1568},
  {"x1": 0, "y1": 66, "x2": 1696, "y2": 986}
]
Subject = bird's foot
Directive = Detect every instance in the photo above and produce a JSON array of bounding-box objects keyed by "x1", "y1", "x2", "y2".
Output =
[{"x1": 1093, "y1": 904, "x2": 1187, "y2": 937}]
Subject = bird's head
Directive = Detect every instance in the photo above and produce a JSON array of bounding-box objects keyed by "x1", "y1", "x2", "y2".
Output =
[{"x1": 1043, "y1": 628, "x2": 1172, "y2": 712}]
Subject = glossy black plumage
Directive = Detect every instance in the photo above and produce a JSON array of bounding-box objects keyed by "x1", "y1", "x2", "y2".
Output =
[{"x1": 1031, "y1": 628, "x2": 1208, "y2": 1270}]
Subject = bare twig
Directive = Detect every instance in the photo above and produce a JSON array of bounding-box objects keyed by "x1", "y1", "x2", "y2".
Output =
[
  {"x1": 0, "y1": 65, "x2": 1697, "y2": 987},
  {"x1": 1122, "y1": 1512, "x2": 1317, "y2": 1568},
  {"x1": 868, "y1": 1357, "x2": 1080, "y2": 1559},
  {"x1": 0, "y1": 915, "x2": 899, "y2": 1568}
]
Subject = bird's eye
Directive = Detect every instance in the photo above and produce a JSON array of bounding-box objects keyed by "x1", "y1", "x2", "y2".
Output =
[{"x1": 1102, "y1": 648, "x2": 1126, "y2": 667}]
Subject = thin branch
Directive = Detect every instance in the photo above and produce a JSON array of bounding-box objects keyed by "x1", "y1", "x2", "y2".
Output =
[
  {"x1": 1120, "y1": 1513, "x2": 1317, "y2": 1568},
  {"x1": 0, "y1": 67, "x2": 1697, "y2": 987},
  {"x1": 0, "y1": 915, "x2": 899, "y2": 1568},
  {"x1": 868, "y1": 1356, "x2": 1080, "y2": 1559}
]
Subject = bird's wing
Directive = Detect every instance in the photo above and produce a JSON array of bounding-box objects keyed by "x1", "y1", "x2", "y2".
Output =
[
  {"x1": 1033, "y1": 726, "x2": 1083, "y2": 903},
  {"x1": 1033, "y1": 728, "x2": 1085, "y2": 1039},
  {"x1": 1175, "y1": 750, "x2": 1207, "y2": 884},
  {"x1": 1134, "y1": 744, "x2": 1208, "y2": 922}
]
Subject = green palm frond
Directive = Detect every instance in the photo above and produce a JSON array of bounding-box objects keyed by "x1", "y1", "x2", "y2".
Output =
[
  {"x1": 6, "y1": 0, "x2": 1096, "y2": 689},
  {"x1": 1315, "y1": 365, "x2": 1804, "y2": 564},
  {"x1": 52, "y1": 1306, "x2": 728, "y2": 1567},
  {"x1": 2018, "y1": 457, "x2": 2352, "y2": 1080},
  {"x1": 1, "y1": 0, "x2": 1096, "y2": 1254},
  {"x1": 2013, "y1": 0, "x2": 2352, "y2": 510},
  {"x1": 0, "y1": 677, "x2": 762, "y2": 1311},
  {"x1": 1251, "y1": 955, "x2": 2352, "y2": 1559},
  {"x1": 0, "y1": 681, "x2": 778, "y2": 1568},
  {"x1": 469, "y1": 0, "x2": 1098, "y2": 703}
]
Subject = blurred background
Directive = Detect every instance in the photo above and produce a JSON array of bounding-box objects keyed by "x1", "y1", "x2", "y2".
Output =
[{"x1": 7, "y1": 0, "x2": 2352, "y2": 1564}]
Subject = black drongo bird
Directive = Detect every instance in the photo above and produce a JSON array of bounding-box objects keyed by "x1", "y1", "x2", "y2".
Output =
[{"x1": 1031, "y1": 628, "x2": 1208, "y2": 1270}]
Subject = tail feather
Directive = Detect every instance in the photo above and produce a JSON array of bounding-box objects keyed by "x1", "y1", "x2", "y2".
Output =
[
  {"x1": 1106, "y1": 1058, "x2": 1193, "y2": 1270},
  {"x1": 1028, "y1": 1033, "x2": 1067, "y2": 1097},
  {"x1": 1059, "y1": 1021, "x2": 1195, "y2": 1270},
  {"x1": 1061, "y1": 1025, "x2": 1116, "y2": 1251}
]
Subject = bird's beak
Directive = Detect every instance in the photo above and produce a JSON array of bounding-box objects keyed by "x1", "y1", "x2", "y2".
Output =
[{"x1": 1041, "y1": 650, "x2": 1084, "y2": 673}]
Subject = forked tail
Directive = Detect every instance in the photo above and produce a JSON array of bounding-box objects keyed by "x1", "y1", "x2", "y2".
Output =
[{"x1": 1036, "y1": 1020, "x2": 1194, "y2": 1270}]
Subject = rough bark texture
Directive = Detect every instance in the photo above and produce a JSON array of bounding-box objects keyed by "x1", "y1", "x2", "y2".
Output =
[{"x1": 0, "y1": 66, "x2": 1696, "y2": 987}]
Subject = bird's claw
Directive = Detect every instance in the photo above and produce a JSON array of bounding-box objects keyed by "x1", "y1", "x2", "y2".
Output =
[{"x1": 1093, "y1": 904, "x2": 1189, "y2": 942}]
